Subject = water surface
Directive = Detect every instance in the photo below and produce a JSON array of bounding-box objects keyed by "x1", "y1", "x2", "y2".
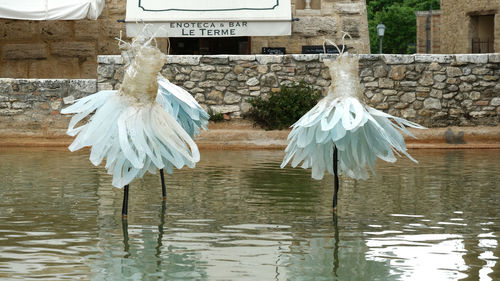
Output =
[{"x1": 0, "y1": 148, "x2": 499, "y2": 280}]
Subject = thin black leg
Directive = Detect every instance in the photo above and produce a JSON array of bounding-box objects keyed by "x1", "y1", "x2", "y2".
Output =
[
  {"x1": 333, "y1": 146, "x2": 339, "y2": 211},
  {"x1": 122, "y1": 184, "x2": 129, "y2": 218},
  {"x1": 160, "y1": 168, "x2": 166, "y2": 200}
]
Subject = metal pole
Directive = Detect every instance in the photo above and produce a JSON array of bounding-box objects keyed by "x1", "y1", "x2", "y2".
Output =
[
  {"x1": 379, "y1": 36, "x2": 383, "y2": 54},
  {"x1": 160, "y1": 168, "x2": 166, "y2": 200},
  {"x1": 122, "y1": 184, "x2": 129, "y2": 217},
  {"x1": 333, "y1": 146, "x2": 339, "y2": 211}
]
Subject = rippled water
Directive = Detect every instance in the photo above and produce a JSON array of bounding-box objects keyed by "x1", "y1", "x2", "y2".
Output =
[{"x1": 0, "y1": 148, "x2": 499, "y2": 280}]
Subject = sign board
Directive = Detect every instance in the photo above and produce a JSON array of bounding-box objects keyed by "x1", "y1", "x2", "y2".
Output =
[
  {"x1": 302, "y1": 45, "x2": 345, "y2": 54},
  {"x1": 262, "y1": 47, "x2": 286, "y2": 54},
  {"x1": 126, "y1": 0, "x2": 292, "y2": 37}
]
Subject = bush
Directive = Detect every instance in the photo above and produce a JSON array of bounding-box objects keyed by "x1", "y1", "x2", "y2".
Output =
[
  {"x1": 247, "y1": 81, "x2": 321, "y2": 130},
  {"x1": 208, "y1": 108, "x2": 224, "y2": 122}
]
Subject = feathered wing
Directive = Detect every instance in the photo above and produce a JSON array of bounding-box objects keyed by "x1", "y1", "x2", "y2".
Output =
[
  {"x1": 156, "y1": 75, "x2": 209, "y2": 138},
  {"x1": 281, "y1": 97, "x2": 425, "y2": 180},
  {"x1": 62, "y1": 91, "x2": 200, "y2": 188}
]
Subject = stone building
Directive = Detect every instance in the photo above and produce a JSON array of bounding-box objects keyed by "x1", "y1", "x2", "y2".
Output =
[
  {"x1": 416, "y1": 0, "x2": 499, "y2": 54},
  {"x1": 0, "y1": 0, "x2": 370, "y2": 79}
]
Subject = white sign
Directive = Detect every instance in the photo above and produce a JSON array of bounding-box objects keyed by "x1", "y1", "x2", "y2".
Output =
[
  {"x1": 126, "y1": 0, "x2": 292, "y2": 36},
  {"x1": 126, "y1": 21, "x2": 291, "y2": 37}
]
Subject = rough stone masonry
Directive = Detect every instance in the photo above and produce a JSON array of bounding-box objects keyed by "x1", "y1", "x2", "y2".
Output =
[{"x1": 0, "y1": 54, "x2": 499, "y2": 130}]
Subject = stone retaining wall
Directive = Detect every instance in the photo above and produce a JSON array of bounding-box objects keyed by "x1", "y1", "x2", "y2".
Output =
[
  {"x1": 0, "y1": 54, "x2": 499, "y2": 130},
  {"x1": 0, "y1": 79, "x2": 95, "y2": 130},
  {"x1": 99, "y1": 53, "x2": 500, "y2": 127}
]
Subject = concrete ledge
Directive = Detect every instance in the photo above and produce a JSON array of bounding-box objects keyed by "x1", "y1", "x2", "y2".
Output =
[{"x1": 1, "y1": 121, "x2": 499, "y2": 149}]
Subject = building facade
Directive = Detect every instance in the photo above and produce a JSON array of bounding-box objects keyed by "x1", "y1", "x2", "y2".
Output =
[
  {"x1": 416, "y1": 0, "x2": 499, "y2": 54},
  {"x1": 0, "y1": 0, "x2": 369, "y2": 79}
]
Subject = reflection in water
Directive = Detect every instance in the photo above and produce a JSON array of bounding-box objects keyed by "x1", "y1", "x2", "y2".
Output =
[{"x1": 0, "y1": 148, "x2": 499, "y2": 280}]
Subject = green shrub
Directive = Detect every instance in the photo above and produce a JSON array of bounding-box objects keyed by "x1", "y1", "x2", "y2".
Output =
[
  {"x1": 208, "y1": 108, "x2": 224, "y2": 122},
  {"x1": 247, "y1": 81, "x2": 321, "y2": 130}
]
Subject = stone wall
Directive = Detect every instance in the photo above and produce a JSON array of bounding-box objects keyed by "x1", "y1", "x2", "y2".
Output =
[
  {"x1": 0, "y1": 79, "x2": 95, "y2": 130},
  {"x1": 98, "y1": 54, "x2": 500, "y2": 127},
  {"x1": 1, "y1": 54, "x2": 499, "y2": 130}
]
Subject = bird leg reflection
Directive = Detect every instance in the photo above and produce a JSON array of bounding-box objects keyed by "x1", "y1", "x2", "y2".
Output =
[{"x1": 333, "y1": 213, "x2": 340, "y2": 277}]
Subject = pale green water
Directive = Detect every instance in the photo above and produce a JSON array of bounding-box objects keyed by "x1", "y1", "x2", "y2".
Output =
[{"x1": 0, "y1": 148, "x2": 499, "y2": 280}]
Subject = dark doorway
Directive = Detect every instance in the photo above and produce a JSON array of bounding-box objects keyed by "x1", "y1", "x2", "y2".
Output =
[
  {"x1": 169, "y1": 37, "x2": 250, "y2": 55},
  {"x1": 470, "y1": 14, "x2": 495, "y2": 53}
]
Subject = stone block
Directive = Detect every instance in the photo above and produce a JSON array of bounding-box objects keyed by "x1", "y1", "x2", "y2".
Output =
[
  {"x1": 99, "y1": 19, "x2": 124, "y2": 38},
  {"x1": 167, "y1": 55, "x2": 201, "y2": 65},
  {"x1": 256, "y1": 55, "x2": 284, "y2": 65},
  {"x1": 223, "y1": 92, "x2": 241, "y2": 104},
  {"x1": 75, "y1": 20, "x2": 99, "y2": 40},
  {"x1": 201, "y1": 55, "x2": 229, "y2": 64},
  {"x1": 81, "y1": 60, "x2": 97, "y2": 79},
  {"x1": 29, "y1": 59, "x2": 80, "y2": 78},
  {"x1": 51, "y1": 42, "x2": 96, "y2": 58},
  {"x1": 378, "y1": 78, "x2": 394, "y2": 88},
  {"x1": 488, "y1": 54, "x2": 500, "y2": 63},
  {"x1": 292, "y1": 16, "x2": 337, "y2": 37},
  {"x1": 382, "y1": 54, "x2": 415, "y2": 64},
  {"x1": 455, "y1": 54, "x2": 488, "y2": 64},
  {"x1": 246, "y1": 77, "x2": 260, "y2": 86},
  {"x1": 2, "y1": 44, "x2": 47, "y2": 60},
  {"x1": 334, "y1": 2, "x2": 363, "y2": 14},
  {"x1": 423, "y1": 98, "x2": 441, "y2": 110},
  {"x1": 389, "y1": 65, "x2": 406, "y2": 80},
  {"x1": 401, "y1": 92, "x2": 416, "y2": 103},
  {"x1": 415, "y1": 55, "x2": 454, "y2": 63},
  {"x1": 418, "y1": 72, "x2": 434, "y2": 86},
  {"x1": 98, "y1": 39, "x2": 120, "y2": 55},
  {"x1": 490, "y1": 98, "x2": 500, "y2": 106},
  {"x1": 97, "y1": 55, "x2": 123, "y2": 64},
  {"x1": 261, "y1": 73, "x2": 278, "y2": 87},
  {"x1": 209, "y1": 105, "x2": 240, "y2": 114},
  {"x1": 373, "y1": 65, "x2": 388, "y2": 78},
  {"x1": 228, "y1": 55, "x2": 256, "y2": 61},
  {"x1": 3, "y1": 21, "x2": 37, "y2": 40},
  {"x1": 446, "y1": 67, "x2": 462, "y2": 77},
  {"x1": 69, "y1": 79, "x2": 97, "y2": 95},
  {"x1": 40, "y1": 21, "x2": 72, "y2": 40},
  {"x1": 343, "y1": 17, "x2": 360, "y2": 38},
  {"x1": 292, "y1": 54, "x2": 319, "y2": 62}
]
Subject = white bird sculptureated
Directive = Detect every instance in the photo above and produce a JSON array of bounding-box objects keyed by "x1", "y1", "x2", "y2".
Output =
[
  {"x1": 62, "y1": 30, "x2": 208, "y2": 217},
  {"x1": 281, "y1": 39, "x2": 425, "y2": 210}
]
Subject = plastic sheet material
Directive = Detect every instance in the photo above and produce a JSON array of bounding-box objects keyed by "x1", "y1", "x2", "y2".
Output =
[
  {"x1": 0, "y1": 0, "x2": 105, "y2": 20},
  {"x1": 281, "y1": 55, "x2": 426, "y2": 180}
]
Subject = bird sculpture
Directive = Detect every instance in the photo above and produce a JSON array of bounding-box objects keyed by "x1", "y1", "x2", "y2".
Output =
[
  {"x1": 281, "y1": 37, "x2": 425, "y2": 210},
  {"x1": 62, "y1": 28, "x2": 208, "y2": 217}
]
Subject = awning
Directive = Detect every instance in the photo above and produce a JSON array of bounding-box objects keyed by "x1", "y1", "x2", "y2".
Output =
[
  {"x1": 0, "y1": 0, "x2": 105, "y2": 20},
  {"x1": 125, "y1": 0, "x2": 292, "y2": 37}
]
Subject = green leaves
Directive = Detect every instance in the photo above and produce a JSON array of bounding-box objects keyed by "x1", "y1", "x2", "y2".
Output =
[
  {"x1": 247, "y1": 81, "x2": 321, "y2": 130},
  {"x1": 367, "y1": 0, "x2": 440, "y2": 54}
]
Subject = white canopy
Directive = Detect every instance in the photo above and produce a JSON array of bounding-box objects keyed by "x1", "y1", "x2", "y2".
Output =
[
  {"x1": 0, "y1": 0, "x2": 105, "y2": 20},
  {"x1": 126, "y1": 0, "x2": 292, "y2": 37}
]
